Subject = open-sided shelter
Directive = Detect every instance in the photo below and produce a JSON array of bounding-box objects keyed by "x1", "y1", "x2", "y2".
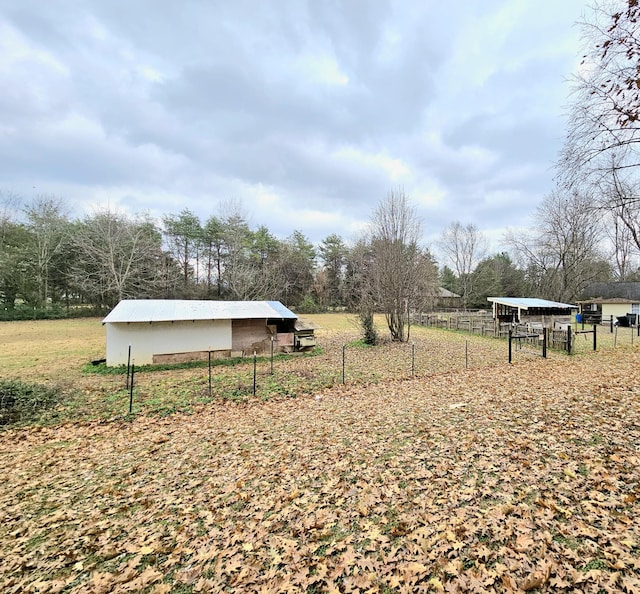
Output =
[
  {"x1": 487, "y1": 297, "x2": 577, "y2": 327},
  {"x1": 103, "y1": 300, "x2": 314, "y2": 366}
]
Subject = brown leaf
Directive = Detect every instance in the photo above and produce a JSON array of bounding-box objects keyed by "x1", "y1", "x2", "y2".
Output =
[{"x1": 521, "y1": 569, "x2": 549, "y2": 591}]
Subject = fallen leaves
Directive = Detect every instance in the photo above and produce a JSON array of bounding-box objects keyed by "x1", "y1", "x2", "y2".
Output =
[{"x1": 1, "y1": 333, "x2": 640, "y2": 592}]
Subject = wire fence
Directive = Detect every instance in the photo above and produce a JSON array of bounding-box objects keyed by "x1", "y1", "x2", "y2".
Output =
[
  {"x1": 113, "y1": 326, "x2": 544, "y2": 417},
  {"x1": 413, "y1": 311, "x2": 640, "y2": 355},
  {"x1": 3, "y1": 315, "x2": 639, "y2": 423},
  {"x1": 8, "y1": 318, "x2": 635, "y2": 423}
]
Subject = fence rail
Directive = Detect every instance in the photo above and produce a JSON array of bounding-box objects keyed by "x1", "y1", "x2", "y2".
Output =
[{"x1": 413, "y1": 312, "x2": 497, "y2": 336}]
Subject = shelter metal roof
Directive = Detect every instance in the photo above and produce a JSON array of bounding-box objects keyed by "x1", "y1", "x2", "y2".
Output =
[
  {"x1": 103, "y1": 300, "x2": 297, "y2": 324},
  {"x1": 487, "y1": 297, "x2": 578, "y2": 310}
]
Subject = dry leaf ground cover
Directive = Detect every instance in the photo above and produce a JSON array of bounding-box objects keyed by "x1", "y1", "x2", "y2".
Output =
[{"x1": 0, "y1": 315, "x2": 639, "y2": 593}]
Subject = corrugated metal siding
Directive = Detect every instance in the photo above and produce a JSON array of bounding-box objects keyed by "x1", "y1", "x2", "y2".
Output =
[{"x1": 103, "y1": 300, "x2": 297, "y2": 324}]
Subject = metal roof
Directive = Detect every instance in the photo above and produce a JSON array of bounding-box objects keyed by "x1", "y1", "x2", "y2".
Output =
[
  {"x1": 487, "y1": 297, "x2": 578, "y2": 310},
  {"x1": 577, "y1": 298, "x2": 635, "y2": 304},
  {"x1": 103, "y1": 300, "x2": 298, "y2": 324},
  {"x1": 438, "y1": 287, "x2": 460, "y2": 298}
]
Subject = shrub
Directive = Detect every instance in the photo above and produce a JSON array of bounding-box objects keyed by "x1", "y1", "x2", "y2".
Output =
[
  {"x1": 359, "y1": 309, "x2": 378, "y2": 345},
  {"x1": 0, "y1": 304, "x2": 109, "y2": 321},
  {"x1": 294, "y1": 295, "x2": 326, "y2": 314},
  {"x1": 0, "y1": 380, "x2": 60, "y2": 425}
]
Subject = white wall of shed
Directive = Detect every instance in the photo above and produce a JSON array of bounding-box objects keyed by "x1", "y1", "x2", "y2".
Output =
[{"x1": 106, "y1": 319, "x2": 232, "y2": 366}]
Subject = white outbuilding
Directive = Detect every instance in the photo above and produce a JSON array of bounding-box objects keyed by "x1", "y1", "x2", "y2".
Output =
[{"x1": 102, "y1": 299, "x2": 314, "y2": 366}]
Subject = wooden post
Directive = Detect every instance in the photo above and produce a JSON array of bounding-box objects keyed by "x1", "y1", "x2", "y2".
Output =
[
  {"x1": 208, "y1": 351, "x2": 212, "y2": 397},
  {"x1": 567, "y1": 326, "x2": 572, "y2": 355},
  {"x1": 593, "y1": 324, "x2": 597, "y2": 351},
  {"x1": 508, "y1": 330, "x2": 513, "y2": 364},
  {"x1": 542, "y1": 331, "x2": 547, "y2": 358},
  {"x1": 411, "y1": 343, "x2": 415, "y2": 377}
]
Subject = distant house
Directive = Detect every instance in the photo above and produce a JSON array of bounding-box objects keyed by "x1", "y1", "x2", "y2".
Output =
[
  {"x1": 578, "y1": 298, "x2": 639, "y2": 324},
  {"x1": 580, "y1": 282, "x2": 640, "y2": 324},
  {"x1": 102, "y1": 300, "x2": 316, "y2": 366},
  {"x1": 487, "y1": 297, "x2": 578, "y2": 327},
  {"x1": 436, "y1": 287, "x2": 462, "y2": 309}
]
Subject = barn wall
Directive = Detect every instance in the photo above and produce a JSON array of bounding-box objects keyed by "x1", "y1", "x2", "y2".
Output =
[
  {"x1": 231, "y1": 319, "x2": 272, "y2": 354},
  {"x1": 106, "y1": 319, "x2": 232, "y2": 366}
]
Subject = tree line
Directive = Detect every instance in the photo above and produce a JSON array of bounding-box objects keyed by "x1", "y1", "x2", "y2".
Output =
[
  {"x1": 1, "y1": 183, "x2": 634, "y2": 328},
  {"x1": 0, "y1": 194, "x2": 326, "y2": 314}
]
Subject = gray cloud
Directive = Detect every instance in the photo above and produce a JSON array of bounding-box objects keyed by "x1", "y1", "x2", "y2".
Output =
[{"x1": 1, "y1": 0, "x2": 589, "y2": 252}]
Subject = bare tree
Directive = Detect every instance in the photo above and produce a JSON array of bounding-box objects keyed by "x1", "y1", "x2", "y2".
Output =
[
  {"x1": 223, "y1": 263, "x2": 280, "y2": 301},
  {"x1": 23, "y1": 195, "x2": 69, "y2": 307},
  {"x1": 597, "y1": 160, "x2": 640, "y2": 246},
  {"x1": 505, "y1": 189, "x2": 609, "y2": 302},
  {"x1": 607, "y1": 209, "x2": 640, "y2": 279},
  {"x1": 438, "y1": 222, "x2": 488, "y2": 309},
  {"x1": 596, "y1": 164, "x2": 640, "y2": 278},
  {"x1": 0, "y1": 190, "x2": 21, "y2": 233},
  {"x1": 560, "y1": 1, "x2": 640, "y2": 190},
  {"x1": 72, "y1": 209, "x2": 165, "y2": 307},
  {"x1": 362, "y1": 189, "x2": 436, "y2": 342}
]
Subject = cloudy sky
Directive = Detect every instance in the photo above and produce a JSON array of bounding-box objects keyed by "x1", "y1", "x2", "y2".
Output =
[{"x1": 1, "y1": 0, "x2": 589, "y2": 253}]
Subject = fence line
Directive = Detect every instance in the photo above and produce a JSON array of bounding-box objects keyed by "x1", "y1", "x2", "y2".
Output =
[
  {"x1": 414, "y1": 311, "x2": 640, "y2": 354},
  {"x1": 413, "y1": 312, "x2": 497, "y2": 336},
  {"x1": 102, "y1": 315, "x2": 638, "y2": 417}
]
